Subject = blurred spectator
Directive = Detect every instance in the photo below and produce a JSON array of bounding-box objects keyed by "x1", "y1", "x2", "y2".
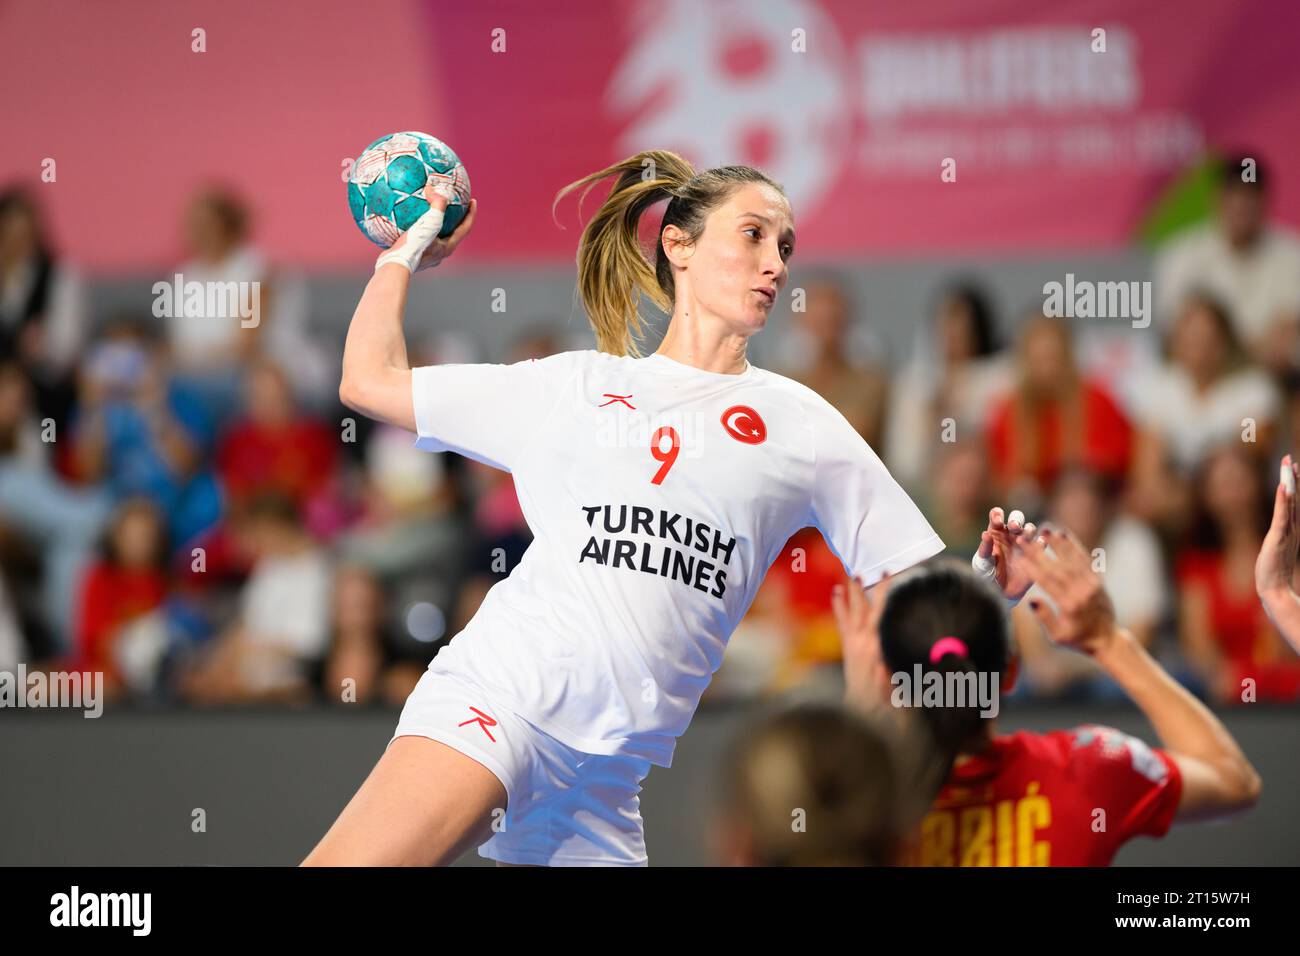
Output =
[
  {"x1": 1176, "y1": 444, "x2": 1300, "y2": 703},
  {"x1": 708, "y1": 584, "x2": 786, "y2": 701},
  {"x1": 179, "y1": 493, "x2": 331, "y2": 704},
  {"x1": 1153, "y1": 154, "x2": 1300, "y2": 372},
  {"x1": 0, "y1": 576, "x2": 24, "y2": 671},
  {"x1": 0, "y1": 356, "x2": 45, "y2": 467},
  {"x1": 73, "y1": 498, "x2": 167, "y2": 694},
  {"x1": 779, "y1": 277, "x2": 888, "y2": 448},
  {"x1": 1013, "y1": 469, "x2": 1168, "y2": 699},
  {"x1": 325, "y1": 425, "x2": 477, "y2": 706},
  {"x1": 0, "y1": 358, "x2": 110, "y2": 655},
  {"x1": 1130, "y1": 293, "x2": 1278, "y2": 526},
  {"x1": 1279, "y1": 373, "x2": 1300, "y2": 471},
  {"x1": 69, "y1": 316, "x2": 222, "y2": 552},
  {"x1": 916, "y1": 442, "x2": 995, "y2": 561},
  {"x1": 217, "y1": 357, "x2": 339, "y2": 530},
  {"x1": 170, "y1": 187, "x2": 258, "y2": 428},
  {"x1": 0, "y1": 187, "x2": 87, "y2": 434},
  {"x1": 740, "y1": 528, "x2": 849, "y2": 695},
  {"x1": 168, "y1": 186, "x2": 331, "y2": 418},
  {"x1": 985, "y1": 314, "x2": 1133, "y2": 507},
  {"x1": 886, "y1": 281, "x2": 1010, "y2": 491},
  {"x1": 167, "y1": 188, "x2": 262, "y2": 395}
]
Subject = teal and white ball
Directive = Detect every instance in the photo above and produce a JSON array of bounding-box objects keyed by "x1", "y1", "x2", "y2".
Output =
[{"x1": 347, "y1": 131, "x2": 471, "y2": 246}]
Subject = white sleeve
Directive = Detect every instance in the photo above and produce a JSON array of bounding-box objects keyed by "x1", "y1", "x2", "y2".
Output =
[
  {"x1": 805, "y1": 395, "x2": 945, "y2": 586},
  {"x1": 410, "y1": 350, "x2": 582, "y2": 472}
]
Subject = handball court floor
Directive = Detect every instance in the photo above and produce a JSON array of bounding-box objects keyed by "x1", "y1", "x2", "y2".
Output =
[{"x1": 2, "y1": 702, "x2": 1297, "y2": 866}]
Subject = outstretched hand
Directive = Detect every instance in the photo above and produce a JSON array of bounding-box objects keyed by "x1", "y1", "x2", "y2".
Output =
[
  {"x1": 1014, "y1": 528, "x2": 1119, "y2": 656},
  {"x1": 831, "y1": 573, "x2": 892, "y2": 711},
  {"x1": 971, "y1": 506, "x2": 1039, "y2": 602}
]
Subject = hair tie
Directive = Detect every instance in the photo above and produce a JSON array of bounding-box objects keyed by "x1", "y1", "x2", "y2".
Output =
[{"x1": 929, "y1": 636, "x2": 969, "y2": 664}]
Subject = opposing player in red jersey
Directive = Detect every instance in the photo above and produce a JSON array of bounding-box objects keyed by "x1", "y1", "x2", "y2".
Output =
[{"x1": 834, "y1": 524, "x2": 1261, "y2": 866}]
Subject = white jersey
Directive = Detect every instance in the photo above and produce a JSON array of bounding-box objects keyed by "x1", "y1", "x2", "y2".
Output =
[{"x1": 411, "y1": 349, "x2": 944, "y2": 766}]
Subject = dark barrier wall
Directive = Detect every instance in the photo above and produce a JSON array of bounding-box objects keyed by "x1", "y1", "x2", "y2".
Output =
[{"x1": 1, "y1": 704, "x2": 1296, "y2": 866}]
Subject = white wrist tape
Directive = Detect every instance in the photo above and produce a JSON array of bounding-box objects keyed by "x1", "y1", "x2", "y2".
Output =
[
  {"x1": 375, "y1": 202, "x2": 448, "y2": 274},
  {"x1": 972, "y1": 550, "x2": 1022, "y2": 608}
]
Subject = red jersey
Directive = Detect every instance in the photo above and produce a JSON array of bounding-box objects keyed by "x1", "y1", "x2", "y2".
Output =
[
  {"x1": 903, "y1": 726, "x2": 1183, "y2": 866},
  {"x1": 985, "y1": 381, "x2": 1133, "y2": 491},
  {"x1": 74, "y1": 563, "x2": 167, "y2": 680},
  {"x1": 217, "y1": 419, "x2": 337, "y2": 506},
  {"x1": 1176, "y1": 550, "x2": 1300, "y2": 702}
]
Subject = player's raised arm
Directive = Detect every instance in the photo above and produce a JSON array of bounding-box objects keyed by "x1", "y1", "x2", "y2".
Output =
[
  {"x1": 338, "y1": 186, "x2": 478, "y2": 431},
  {"x1": 832, "y1": 572, "x2": 891, "y2": 716},
  {"x1": 1255, "y1": 454, "x2": 1300, "y2": 654},
  {"x1": 1016, "y1": 529, "x2": 1262, "y2": 822}
]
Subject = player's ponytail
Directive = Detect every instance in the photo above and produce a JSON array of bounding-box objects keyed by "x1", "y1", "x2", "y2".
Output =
[
  {"x1": 878, "y1": 561, "x2": 1013, "y2": 783},
  {"x1": 553, "y1": 150, "x2": 785, "y2": 356}
]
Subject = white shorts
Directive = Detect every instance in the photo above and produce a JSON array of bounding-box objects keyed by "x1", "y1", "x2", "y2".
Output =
[{"x1": 391, "y1": 667, "x2": 651, "y2": 866}]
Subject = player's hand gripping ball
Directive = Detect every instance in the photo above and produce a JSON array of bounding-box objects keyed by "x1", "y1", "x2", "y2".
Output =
[{"x1": 347, "y1": 131, "x2": 471, "y2": 246}]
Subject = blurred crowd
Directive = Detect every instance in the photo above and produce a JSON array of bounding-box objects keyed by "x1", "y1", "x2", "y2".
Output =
[{"x1": 2, "y1": 152, "x2": 1299, "y2": 709}]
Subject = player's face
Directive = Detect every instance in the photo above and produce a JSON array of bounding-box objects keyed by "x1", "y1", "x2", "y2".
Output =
[{"x1": 690, "y1": 182, "x2": 794, "y2": 333}]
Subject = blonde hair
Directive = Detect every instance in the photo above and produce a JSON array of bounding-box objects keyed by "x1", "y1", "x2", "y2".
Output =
[
  {"x1": 553, "y1": 150, "x2": 785, "y2": 356},
  {"x1": 720, "y1": 704, "x2": 937, "y2": 867}
]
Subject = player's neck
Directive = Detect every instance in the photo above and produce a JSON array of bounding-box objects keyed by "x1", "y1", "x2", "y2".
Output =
[{"x1": 655, "y1": 320, "x2": 751, "y2": 376}]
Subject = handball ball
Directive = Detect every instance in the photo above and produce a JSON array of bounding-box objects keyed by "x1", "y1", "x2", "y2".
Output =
[{"x1": 347, "y1": 131, "x2": 471, "y2": 247}]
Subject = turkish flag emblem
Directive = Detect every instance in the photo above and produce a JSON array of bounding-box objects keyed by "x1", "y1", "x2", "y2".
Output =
[{"x1": 721, "y1": 405, "x2": 767, "y2": 445}]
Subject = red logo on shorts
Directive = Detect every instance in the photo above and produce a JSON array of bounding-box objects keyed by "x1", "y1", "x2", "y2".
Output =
[
  {"x1": 721, "y1": 405, "x2": 767, "y2": 444},
  {"x1": 459, "y1": 706, "x2": 498, "y2": 743},
  {"x1": 599, "y1": 393, "x2": 636, "y2": 409}
]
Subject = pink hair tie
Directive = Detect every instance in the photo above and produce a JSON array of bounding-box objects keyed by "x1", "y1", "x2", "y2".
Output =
[{"x1": 929, "y1": 636, "x2": 969, "y2": 664}]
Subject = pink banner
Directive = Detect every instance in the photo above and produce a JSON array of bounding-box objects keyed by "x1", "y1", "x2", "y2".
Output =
[
  {"x1": 0, "y1": 0, "x2": 445, "y2": 272},
  {"x1": 434, "y1": 0, "x2": 1300, "y2": 259},
  {"x1": 2, "y1": 0, "x2": 1298, "y2": 270}
]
